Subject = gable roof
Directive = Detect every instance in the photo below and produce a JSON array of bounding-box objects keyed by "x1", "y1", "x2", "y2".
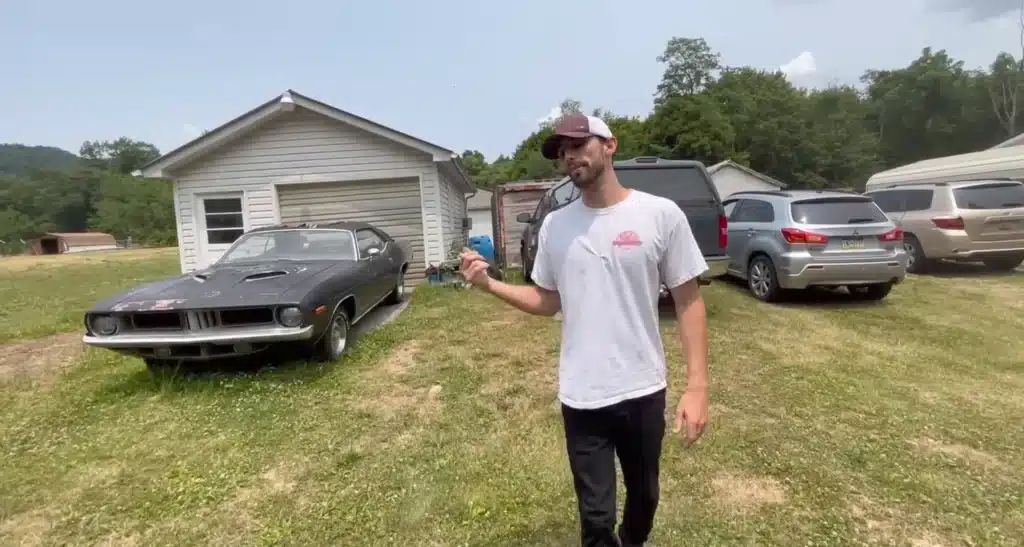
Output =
[
  {"x1": 135, "y1": 89, "x2": 474, "y2": 192},
  {"x1": 708, "y1": 160, "x2": 788, "y2": 188}
]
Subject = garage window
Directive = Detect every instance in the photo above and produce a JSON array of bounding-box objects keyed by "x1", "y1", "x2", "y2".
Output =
[{"x1": 203, "y1": 197, "x2": 244, "y2": 244}]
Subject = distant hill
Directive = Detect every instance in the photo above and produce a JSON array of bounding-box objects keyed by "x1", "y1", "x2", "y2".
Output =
[{"x1": 0, "y1": 144, "x2": 81, "y2": 177}]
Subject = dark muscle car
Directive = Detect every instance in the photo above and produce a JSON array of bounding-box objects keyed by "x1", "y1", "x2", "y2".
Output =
[{"x1": 82, "y1": 221, "x2": 411, "y2": 373}]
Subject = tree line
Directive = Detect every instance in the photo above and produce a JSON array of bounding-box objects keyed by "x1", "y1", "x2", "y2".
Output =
[
  {"x1": 460, "y1": 37, "x2": 1024, "y2": 191},
  {"x1": 0, "y1": 138, "x2": 176, "y2": 254},
  {"x1": 2, "y1": 35, "x2": 1022, "y2": 253}
]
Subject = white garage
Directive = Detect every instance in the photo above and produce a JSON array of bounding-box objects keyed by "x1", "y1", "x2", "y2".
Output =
[
  {"x1": 135, "y1": 89, "x2": 476, "y2": 288},
  {"x1": 707, "y1": 160, "x2": 787, "y2": 198},
  {"x1": 466, "y1": 189, "x2": 493, "y2": 241}
]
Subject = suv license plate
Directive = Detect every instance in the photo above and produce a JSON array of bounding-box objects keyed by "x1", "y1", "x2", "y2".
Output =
[{"x1": 841, "y1": 238, "x2": 865, "y2": 250}]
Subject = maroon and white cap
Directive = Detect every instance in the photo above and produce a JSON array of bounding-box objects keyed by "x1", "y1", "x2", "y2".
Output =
[{"x1": 540, "y1": 114, "x2": 615, "y2": 160}]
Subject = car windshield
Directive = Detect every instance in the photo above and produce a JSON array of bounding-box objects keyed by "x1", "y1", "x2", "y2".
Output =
[
  {"x1": 953, "y1": 182, "x2": 1024, "y2": 210},
  {"x1": 217, "y1": 229, "x2": 357, "y2": 263},
  {"x1": 790, "y1": 197, "x2": 889, "y2": 224}
]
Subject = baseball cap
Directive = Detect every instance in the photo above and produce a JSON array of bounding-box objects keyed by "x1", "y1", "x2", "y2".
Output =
[{"x1": 540, "y1": 114, "x2": 615, "y2": 160}]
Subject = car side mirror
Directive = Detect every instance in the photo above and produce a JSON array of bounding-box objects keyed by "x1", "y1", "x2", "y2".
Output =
[
  {"x1": 516, "y1": 212, "x2": 533, "y2": 224},
  {"x1": 366, "y1": 247, "x2": 381, "y2": 257}
]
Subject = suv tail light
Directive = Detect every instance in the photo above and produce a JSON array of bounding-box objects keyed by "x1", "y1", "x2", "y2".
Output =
[
  {"x1": 781, "y1": 227, "x2": 829, "y2": 244},
  {"x1": 931, "y1": 216, "x2": 965, "y2": 230},
  {"x1": 877, "y1": 227, "x2": 903, "y2": 242},
  {"x1": 718, "y1": 214, "x2": 728, "y2": 248}
]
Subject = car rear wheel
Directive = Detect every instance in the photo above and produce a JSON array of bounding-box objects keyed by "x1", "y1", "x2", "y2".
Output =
[
  {"x1": 981, "y1": 254, "x2": 1024, "y2": 271},
  {"x1": 849, "y1": 282, "x2": 892, "y2": 301},
  {"x1": 385, "y1": 268, "x2": 406, "y2": 304},
  {"x1": 313, "y1": 308, "x2": 350, "y2": 362},
  {"x1": 747, "y1": 255, "x2": 784, "y2": 302},
  {"x1": 902, "y1": 235, "x2": 929, "y2": 274}
]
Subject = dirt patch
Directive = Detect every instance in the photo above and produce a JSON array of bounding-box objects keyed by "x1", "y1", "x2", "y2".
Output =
[
  {"x1": 381, "y1": 341, "x2": 422, "y2": 376},
  {"x1": 0, "y1": 333, "x2": 84, "y2": 385},
  {"x1": 351, "y1": 384, "x2": 444, "y2": 422},
  {"x1": 909, "y1": 438, "x2": 1005, "y2": 470},
  {"x1": 0, "y1": 509, "x2": 54, "y2": 546},
  {"x1": 710, "y1": 472, "x2": 786, "y2": 513},
  {"x1": 849, "y1": 497, "x2": 949, "y2": 545}
]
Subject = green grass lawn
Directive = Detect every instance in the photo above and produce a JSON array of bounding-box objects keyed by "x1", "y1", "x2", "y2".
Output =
[
  {"x1": 0, "y1": 253, "x2": 1021, "y2": 546},
  {"x1": 0, "y1": 248, "x2": 181, "y2": 343}
]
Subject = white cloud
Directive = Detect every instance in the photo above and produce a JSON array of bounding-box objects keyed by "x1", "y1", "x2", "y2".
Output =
[
  {"x1": 536, "y1": 106, "x2": 562, "y2": 126},
  {"x1": 780, "y1": 51, "x2": 817, "y2": 81}
]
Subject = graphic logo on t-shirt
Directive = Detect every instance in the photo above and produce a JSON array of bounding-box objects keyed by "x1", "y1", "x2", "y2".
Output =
[{"x1": 612, "y1": 230, "x2": 643, "y2": 247}]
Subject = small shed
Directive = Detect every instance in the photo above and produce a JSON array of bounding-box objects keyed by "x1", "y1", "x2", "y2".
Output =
[
  {"x1": 707, "y1": 160, "x2": 787, "y2": 198},
  {"x1": 491, "y1": 179, "x2": 561, "y2": 268},
  {"x1": 27, "y1": 232, "x2": 118, "y2": 255},
  {"x1": 466, "y1": 189, "x2": 493, "y2": 241}
]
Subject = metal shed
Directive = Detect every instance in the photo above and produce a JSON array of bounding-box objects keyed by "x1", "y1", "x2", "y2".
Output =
[
  {"x1": 27, "y1": 232, "x2": 118, "y2": 255},
  {"x1": 490, "y1": 178, "x2": 562, "y2": 268}
]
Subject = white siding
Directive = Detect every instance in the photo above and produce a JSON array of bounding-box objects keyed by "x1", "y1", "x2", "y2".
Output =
[
  {"x1": 169, "y1": 108, "x2": 435, "y2": 272},
  {"x1": 711, "y1": 166, "x2": 780, "y2": 198},
  {"x1": 437, "y1": 168, "x2": 467, "y2": 256}
]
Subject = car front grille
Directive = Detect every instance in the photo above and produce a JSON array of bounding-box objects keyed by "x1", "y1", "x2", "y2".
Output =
[{"x1": 126, "y1": 307, "x2": 276, "y2": 333}]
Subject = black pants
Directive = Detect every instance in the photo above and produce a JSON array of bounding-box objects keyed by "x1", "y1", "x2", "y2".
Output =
[{"x1": 561, "y1": 388, "x2": 666, "y2": 547}]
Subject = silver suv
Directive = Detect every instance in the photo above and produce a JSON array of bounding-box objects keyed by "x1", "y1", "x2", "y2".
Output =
[
  {"x1": 721, "y1": 190, "x2": 907, "y2": 302},
  {"x1": 863, "y1": 179, "x2": 1024, "y2": 273}
]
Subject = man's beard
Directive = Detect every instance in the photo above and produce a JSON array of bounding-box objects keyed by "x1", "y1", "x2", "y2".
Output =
[{"x1": 569, "y1": 161, "x2": 605, "y2": 189}]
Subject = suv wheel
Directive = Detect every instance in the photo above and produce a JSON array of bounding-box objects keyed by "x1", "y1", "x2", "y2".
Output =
[
  {"x1": 981, "y1": 254, "x2": 1024, "y2": 271},
  {"x1": 903, "y1": 234, "x2": 929, "y2": 274},
  {"x1": 747, "y1": 255, "x2": 784, "y2": 302}
]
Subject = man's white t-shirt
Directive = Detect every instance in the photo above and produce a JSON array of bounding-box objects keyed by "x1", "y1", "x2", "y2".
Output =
[{"x1": 531, "y1": 189, "x2": 708, "y2": 410}]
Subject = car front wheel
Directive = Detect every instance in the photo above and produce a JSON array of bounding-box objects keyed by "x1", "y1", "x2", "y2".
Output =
[{"x1": 313, "y1": 308, "x2": 351, "y2": 362}]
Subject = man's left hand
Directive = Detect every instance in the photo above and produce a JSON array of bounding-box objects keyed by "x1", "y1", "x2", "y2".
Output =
[{"x1": 674, "y1": 387, "x2": 708, "y2": 448}]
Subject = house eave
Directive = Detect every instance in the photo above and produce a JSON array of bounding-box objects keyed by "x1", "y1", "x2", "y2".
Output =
[{"x1": 136, "y1": 89, "x2": 470, "y2": 181}]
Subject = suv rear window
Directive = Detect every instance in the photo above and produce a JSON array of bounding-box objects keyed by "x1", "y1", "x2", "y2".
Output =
[
  {"x1": 790, "y1": 197, "x2": 889, "y2": 224},
  {"x1": 615, "y1": 166, "x2": 715, "y2": 201},
  {"x1": 953, "y1": 182, "x2": 1024, "y2": 210}
]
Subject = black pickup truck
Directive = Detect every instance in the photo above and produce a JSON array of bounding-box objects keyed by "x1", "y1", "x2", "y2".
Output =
[{"x1": 516, "y1": 156, "x2": 730, "y2": 287}]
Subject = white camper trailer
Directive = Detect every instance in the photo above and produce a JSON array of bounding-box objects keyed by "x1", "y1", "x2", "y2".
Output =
[{"x1": 864, "y1": 146, "x2": 1024, "y2": 192}]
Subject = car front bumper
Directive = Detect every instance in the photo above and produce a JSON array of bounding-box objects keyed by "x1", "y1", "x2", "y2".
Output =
[
  {"x1": 777, "y1": 254, "x2": 907, "y2": 290},
  {"x1": 83, "y1": 325, "x2": 316, "y2": 360}
]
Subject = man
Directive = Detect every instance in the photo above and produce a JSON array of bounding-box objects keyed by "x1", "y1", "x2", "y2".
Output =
[{"x1": 459, "y1": 114, "x2": 709, "y2": 547}]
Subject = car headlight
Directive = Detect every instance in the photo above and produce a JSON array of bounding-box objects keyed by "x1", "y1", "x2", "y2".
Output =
[
  {"x1": 89, "y1": 315, "x2": 118, "y2": 336},
  {"x1": 277, "y1": 306, "x2": 303, "y2": 328}
]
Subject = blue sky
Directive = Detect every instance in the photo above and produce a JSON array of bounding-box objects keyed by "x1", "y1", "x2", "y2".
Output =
[{"x1": 1, "y1": 0, "x2": 1021, "y2": 161}]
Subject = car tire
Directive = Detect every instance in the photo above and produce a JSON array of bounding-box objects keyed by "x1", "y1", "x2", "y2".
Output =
[
  {"x1": 385, "y1": 267, "x2": 406, "y2": 305},
  {"x1": 849, "y1": 282, "x2": 892, "y2": 301},
  {"x1": 746, "y1": 255, "x2": 784, "y2": 302},
  {"x1": 981, "y1": 255, "x2": 1024, "y2": 271},
  {"x1": 313, "y1": 307, "x2": 351, "y2": 362},
  {"x1": 522, "y1": 244, "x2": 533, "y2": 284},
  {"x1": 903, "y1": 234, "x2": 929, "y2": 274}
]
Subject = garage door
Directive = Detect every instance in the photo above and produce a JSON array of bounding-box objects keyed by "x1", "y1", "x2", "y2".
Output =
[{"x1": 277, "y1": 177, "x2": 425, "y2": 287}]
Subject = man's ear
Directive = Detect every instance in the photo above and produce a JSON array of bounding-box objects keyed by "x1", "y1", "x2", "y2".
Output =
[{"x1": 604, "y1": 137, "x2": 618, "y2": 156}]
